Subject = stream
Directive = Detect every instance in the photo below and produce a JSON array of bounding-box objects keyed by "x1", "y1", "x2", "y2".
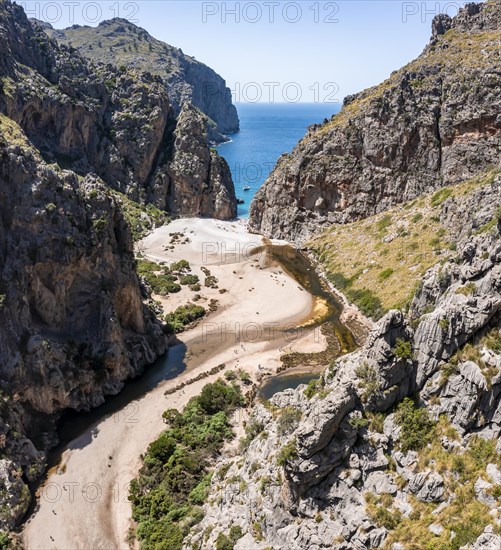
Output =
[{"x1": 49, "y1": 243, "x2": 356, "y2": 461}]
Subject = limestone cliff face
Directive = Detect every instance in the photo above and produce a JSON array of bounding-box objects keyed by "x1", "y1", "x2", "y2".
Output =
[
  {"x1": 0, "y1": 114, "x2": 168, "y2": 528},
  {"x1": 0, "y1": 117, "x2": 168, "y2": 412},
  {"x1": 43, "y1": 18, "x2": 240, "y2": 142},
  {"x1": 0, "y1": 1, "x2": 237, "y2": 220},
  {"x1": 160, "y1": 103, "x2": 237, "y2": 219},
  {"x1": 188, "y1": 173, "x2": 501, "y2": 549},
  {"x1": 249, "y1": 1, "x2": 501, "y2": 242}
]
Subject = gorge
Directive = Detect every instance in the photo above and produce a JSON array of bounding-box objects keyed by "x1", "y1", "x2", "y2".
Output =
[{"x1": 0, "y1": 1, "x2": 500, "y2": 549}]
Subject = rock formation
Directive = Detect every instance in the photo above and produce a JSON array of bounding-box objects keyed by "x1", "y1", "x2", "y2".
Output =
[
  {"x1": 0, "y1": 112, "x2": 168, "y2": 529},
  {"x1": 42, "y1": 18, "x2": 240, "y2": 143},
  {"x1": 249, "y1": 1, "x2": 501, "y2": 243}
]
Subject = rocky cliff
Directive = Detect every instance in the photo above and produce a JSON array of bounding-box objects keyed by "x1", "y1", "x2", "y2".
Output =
[
  {"x1": 0, "y1": 112, "x2": 168, "y2": 530},
  {"x1": 43, "y1": 18, "x2": 240, "y2": 143},
  {"x1": 0, "y1": 0, "x2": 237, "y2": 220},
  {"x1": 188, "y1": 170, "x2": 501, "y2": 549},
  {"x1": 249, "y1": 1, "x2": 501, "y2": 243}
]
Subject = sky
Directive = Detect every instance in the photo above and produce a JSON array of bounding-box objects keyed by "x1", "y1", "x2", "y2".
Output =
[{"x1": 20, "y1": 0, "x2": 470, "y2": 103}]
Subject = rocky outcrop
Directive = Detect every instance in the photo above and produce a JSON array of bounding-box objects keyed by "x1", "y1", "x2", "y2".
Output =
[
  {"x1": 0, "y1": 1, "x2": 237, "y2": 220},
  {"x1": 151, "y1": 103, "x2": 236, "y2": 218},
  {"x1": 0, "y1": 115, "x2": 168, "y2": 410},
  {"x1": 249, "y1": 1, "x2": 501, "y2": 242},
  {"x1": 43, "y1": 18, "x2": 239, "y2": 142},
  {"x1": 187, "y1": 172, "x2": 501, "y2": 549}
]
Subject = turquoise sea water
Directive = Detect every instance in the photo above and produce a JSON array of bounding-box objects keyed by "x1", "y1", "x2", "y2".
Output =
[{"x1": 217, "y1": 102, "x2": 341, "y2": 218}]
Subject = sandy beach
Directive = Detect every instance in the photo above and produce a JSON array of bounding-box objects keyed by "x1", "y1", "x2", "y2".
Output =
[{"x1": 22, "y1": 219, "x2": 321, "y2": 550}]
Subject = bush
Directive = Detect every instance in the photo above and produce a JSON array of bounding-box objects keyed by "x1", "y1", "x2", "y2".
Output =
[
  {"x1": 379, "y1": 268, "x2": 394, "y2": 281},
  {"x1": 0, "y1": 532, "x2": 10, "y2": 550},
  {"x1": 394, "y1": 398, "x2": 435, "y2": 453},
  {"x1": 164, "y1": 304, "x2": 206, "y2": 333},
  {"x1": 393, "y1": 338, "x2": 413, "y2": 360},
  {"x1": 239, "y1": 419, "x2": 264, "y2": 451},
  {"x1": 179, "y1": 274, "x2": 199, "y2": 286},
  {"x1": 377, "y1": 215, "x2": 392, "y2": 232},
  {"x1": 137, "y1": 259, "x2": 181, "y2": 295},
  {"x1": 171, "y1": 259, "x2": 191, "y2": 273},
  {"x1": 277, "y1": 407, "x2": 302, "y2": 435},
  {"x1": 277, "y1": 439, "x2": 298, "y2": 466},
  {"x1": 130, "y1": 380, "x2": 244, "y2": 549},
  {"x1": 197, "y1": 379, "x2": 244, "y2": 415},
  {"x1": 355, "y1": 362, "x2": 381, "y2": 402},
  {"x1": 431, "y1": 188, "x2": 452, "y2": 207},
  {"x1": 304, "y1": 377, "x2": 322, "y2": 399},
  {"x1": 346, "y1": 288, "x2": 385, "y2": 320}
]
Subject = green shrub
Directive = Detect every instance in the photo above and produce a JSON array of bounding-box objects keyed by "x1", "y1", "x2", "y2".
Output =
[
  {"x1": 431, "y1": 188, "x2": 452, "y2": 207},
  {"x1": 481, "y1": 328, "x2": 501, "y2": 352},
  {"x1": 239, "y1": 419, "x2": 264, "y2": 451},
  {"x1": 346, "y1": 287, "x2": 385, "y2": 320},
  {"x1": 0, "y1": 532, "x2": 10, "y2": 550},
  {"x1": 137, "y1": 259, "x2": 181, "y2": 295},
  {"x1": 304, "y1": 378, "x2": 321, "y2": 399},
  {"x1": 377, "y1": 215, "x2": 392, "y2": 232},
  {"x1": 393, "y1": 338, "x2": 413, "y2": 360},
  {"x1": 456, "y1": 282, "x2": 476, "y2": 296},
  {"x1": 171, "y1": 259, "x2": 191, "y2": 273},
  {"x1": 379, "y1": 268, "x2": 394, "y2": 281},
  {"x1": 165, "y1": 304, "x2": 206, "y2": 333},
  {"x1": 394, "y1": 398, "x2": 435, "y2": 453},
  {"x1": 411, "y1": 213, "x2": 423, "y2": 223},
  {"x1": 326, "y1": 271, "x2": 352, "y2": 290},
  {"x1": 277, "y1": 439, "x2": 297, "y2": 466},
  {"x1": 130, "y1": 380, "x2": 244, "y2": 549},
  {"x1": 355, "y1": 362, "x2": 381, "y2": 402},
  {"x1": 179, "y1": 274, "x2": 199, "y2": 286},
  {"x1": 277, "y1": 407, "x2": 302, "y2": 435}
]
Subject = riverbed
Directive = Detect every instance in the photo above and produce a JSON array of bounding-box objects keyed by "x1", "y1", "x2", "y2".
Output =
[{"x1": 23, "y1": 219, "x2": 357, "y2": 549}]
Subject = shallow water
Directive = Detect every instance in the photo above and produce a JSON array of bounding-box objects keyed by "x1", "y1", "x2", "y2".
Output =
[{"x1": 258, "y1": 371, "x2": 319, "y2": 401}]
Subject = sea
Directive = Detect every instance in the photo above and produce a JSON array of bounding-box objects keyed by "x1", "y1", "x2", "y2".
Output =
[{"x1": 217, "y1": 102, "x2": 341, "y2": 218}]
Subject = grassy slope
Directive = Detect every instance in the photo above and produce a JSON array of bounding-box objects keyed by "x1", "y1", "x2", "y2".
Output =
[
  {"x1": 308, "y1": 170, "x2": 500, "y2": 317},
  {"x1": 45, "y1": 22, "x2": 186, "y2": 80}
]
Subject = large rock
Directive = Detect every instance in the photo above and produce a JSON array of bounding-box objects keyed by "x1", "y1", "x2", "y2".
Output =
[
  {"x1": 159, "y1": 103, "x2": 236, "y2": 219},
  {"x1": 249, "y1": 3, "x2": 500, "y2": 242}
]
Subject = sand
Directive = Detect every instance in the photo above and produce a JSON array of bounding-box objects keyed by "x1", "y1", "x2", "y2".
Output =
[{"x1": 22, "y1": 219, "x2": 318, "y2": 550}]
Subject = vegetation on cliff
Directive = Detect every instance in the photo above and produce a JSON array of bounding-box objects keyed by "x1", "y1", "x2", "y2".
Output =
[{"x1": 310, "y1": 169, "x2": 500, "y2": 317}]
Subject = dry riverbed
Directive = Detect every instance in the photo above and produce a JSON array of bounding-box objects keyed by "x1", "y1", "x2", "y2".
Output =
[{"x1": 23, "y1": 219, "x2": 323, "y2": 550}]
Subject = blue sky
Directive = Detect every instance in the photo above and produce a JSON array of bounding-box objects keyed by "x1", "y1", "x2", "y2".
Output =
[{"x1": 21, "y1": 0, "x2": 470, "y2": 102}]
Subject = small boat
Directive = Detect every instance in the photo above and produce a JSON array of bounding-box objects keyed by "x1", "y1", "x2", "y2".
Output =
[{"x1": 243, "y1": 186, "x2": 251, "y2": 191}]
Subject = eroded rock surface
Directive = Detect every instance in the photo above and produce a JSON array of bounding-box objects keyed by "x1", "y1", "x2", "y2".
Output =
[{"x1": 249, "y1": 2, "x2": 501, "y2": 242}]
